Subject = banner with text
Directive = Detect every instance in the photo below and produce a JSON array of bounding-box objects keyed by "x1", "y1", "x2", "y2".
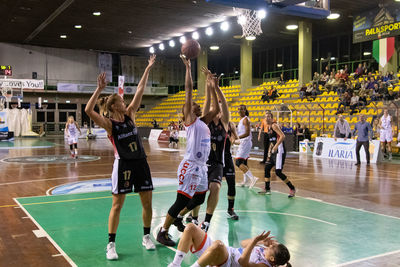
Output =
[
  {"x1": 0, "y1": 79, "x2": 44, "y2": 89},
  {"x1": 353, "y1": 3, "x2": 400, "y2": 43},
  {"x1": 313, "y1": 137, "x2": 381, "y2": 163}
]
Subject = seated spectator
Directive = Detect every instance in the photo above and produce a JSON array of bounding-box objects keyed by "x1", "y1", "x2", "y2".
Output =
[
  {"x1": 358, "y1": 92, "x2": 368, "y2": 108},
  {"x1": 349, "y1": 94, "x2": 360, "y2": 115},
  {"x1": 337, "y1": 92, "x2": 351, "y2": 114},
  {"x1": 325, "y1": 73, "x2": 336, "y2": 91},
  {"x1": 384, "y1": 90, "x2": 397, "y2": 102},
  {"x1": 324, "y1": 65, "x2": 331, "y2": 76},
  {"x1": 371, "y1": 83, "x2": 382, "y2": 101},
  {"x1": 262, "y1": 86, "x2": 279, "y2": 102},
  {"x1": 151, "y1": 119, "x2": 159, "y2": 129},
  {"x1": 339, "y1": 69, "x2": 349, "y2": 81},
  {"x1": 299, "y1": 83, "x2": 307, "y2": 100},
  {"x1": 311, "y1": 83, "x2": 320, "y2": 99},
  {"x1": 283, "y1": 123, "x2": 294, "y2": 134},
  {"x1": 335, "y1": 79, "x2": 346, "y2": 95},
  {"x1": 278, "y1": 73, "x2": 285, "y2": 85},
  {"x1": 343, "y1": 65, "x2": 349, "y2": 75},
  {"x1": 261, "y1": 87, "x2": 269, "y2": 102},
  {"x1": 376, "y1": 71, "x2": 383, "y2": 81},
  {"x1": 302, "y1": 124, "x2": 311, "y2": 140},
  {"x1": 305, "y1": 83, "x2": 313, "y2": 99},
  {"x1": 319, "y1": 72, "x2": 328, "y2": 86},
  {"x1": 335, "y1": 70, "x2": 341, "y2": 80},
  {"x1": 366, "y1": 77, "x2": 376, "y2": 90},
  {"x1": 362, "y1": 62, "x2": 368, "y2": 75},
  {"x1": 354, "y1": 63, "x2": 363, "y2": 79},
  {"x1": 312, "y1": 72, "x2": 320, "y2": 86}
]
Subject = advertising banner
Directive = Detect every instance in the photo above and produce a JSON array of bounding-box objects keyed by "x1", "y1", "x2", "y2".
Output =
[
  {"x1": 313, "y1": 137, "x2": 381, "y2": 163},
  {"x1": 0, "y1": 79, "x2": 44, "y2": 89},
  {"x1": 353, "y1": 3, "x2": 400, "y2": 43}
]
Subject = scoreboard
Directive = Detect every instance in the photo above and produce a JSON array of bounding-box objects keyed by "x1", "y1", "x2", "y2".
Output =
[{"x1": 0, "y1": 65, "x2": 12, "y2": 76}]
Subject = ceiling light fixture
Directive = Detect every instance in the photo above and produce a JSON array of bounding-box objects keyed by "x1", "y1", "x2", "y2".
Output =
[
  {"x1": 74, "y1": 25, "x2": 82, "y2": 29},
  {"x1": 257, "y1": 9, "x2": 267, "y2": 19},
  {"x1": 286, "y1": 24, "x2": 298, "y2": 30},
  {"x1": 220, "y1": 21, "x2": 229, "y2": 31},
  {"x1": 179, "y1": 36, "x2": 186, "y2": 44},
  {"x1": 159, "y1": 43, "x2": 165, "y2": 51},
  {"x1": 245, "y1": 36, "x2": 256, "y2": 41},
  {"x1": 169, "y1": 40, "x2": 175, "y2": 47},
  {"x1": 210, "y1": 45, "x2": 219, "y2": 50},
  {"x1": 60, "y1": 34, "x2": 67, "y2": 39},
  {"x1": 277, "y1": 63, "x2": 283, "y2": 68},
  {"x1": 192, "y1": 31, "x2": 199, "y2": 40},
  {"x1": 205, "y1": 27, "x2": 213, "y2": 36},
  {"x1": 92, "y1": 11, "x2": 101, "y2": 16},
  {"x1": 327, "y1": 13, "x2": 340, "y2": 20},
  {"x1": 149, "y1": 47, "x2": 155, "y2": 54},
  {"x1": 363, "y1": 51, "x2": 371, "y2": 56}
]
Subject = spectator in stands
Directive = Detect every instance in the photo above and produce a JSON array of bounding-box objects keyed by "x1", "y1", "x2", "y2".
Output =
[
  {"x1": 319, "y1": 72, "x2": 328, "y2": 86},
  {"x1": 335, "y1": 70, "x2": 341, "y2": 80},
  {"x1": 358, "y1": 92, "x2": 368, "y2": 109},
  {"x1": 343, "y1": 65, "x2": 349, "y2": 75},
  {"x1": 366, "y1": 77, "x2": 376, "y2": 90},
  {"x1": 305, "y1": 83, "x2": 313, "y2": 100},
  {"x1": 376, "y1": 71, "x2": 384, "y2": 81},
  {"x1": 324, "y1": 65, "x2": 331, "y2": 76},
  {"x1": 334, "y1": 115, "x2": 351, "y2": 140},
  {"x1": 349, "y1": 94, "x2": 360, "y2": 115},
  {"x1": 299, "y1": 83, "x2": 307, "y2": 100},
  {"x1": 282, "y1": 123, "x2": 294, "y2": 134},
  {"x1": 354, "y1": 63, "x2": 363, "y2": 79},
  {"x1": 384, "y1": 90, "x2": 396, "y2": 102},
  {"x1": 339, "y1": 69, "x2": 349, "y2": 81},
  {"x1": 362, "y1": 62, "x2": 368, "y2": 75},
  {"x1": 371, "y1": 83, "x2": 382, "y2": 101},
  {"x1": 267, "y1": 86, "x2": 279, "y2": 102},
  {"x1": 312, "y1": 72, "x2": 320, "y2": 86},
  {"x1": 152, "y1": 119, "x2": 159, "y2": 129},
  {"x1": 278, "y1": 73, "x2": 285, "y2": 85},
  {"x1": 325, "y1": 73, "x2": 336, "y2": 91},
  {"x1": 311, "y1": 83, "x2": 320, "y2": 99},
  {"x1": 261, "y1": 87, "x2": 269, "y2": 102},
  {"x1": 336, "y1": 92, "x2": 351, "y2": 114},
  {"x1": 168, "y1": 121, "x2": 178, "y2": 131}
]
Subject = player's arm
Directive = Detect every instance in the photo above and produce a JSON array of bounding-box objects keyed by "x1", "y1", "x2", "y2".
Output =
[
  {"x1": 239, "y1": 231, "x2": 275, "y2": 267},
  {"x1": 201, "y1": 76, "x2": 220, "y2": 124},
  {"x1": 258, "y1": 122, "x2": 264, "y2": 141},
  {"x1": 85, "y1": 73, "x2": 112, "y2": 135},
  {"x1": 239, "y1": 117, "x2": 251, "y2": 139},
  {"x1": 64, "y1": 123, "x2": 69, "y2": 136},
  {"x1": 272, "y1": 124, "x2": 285, "y2": 152},
  {"x1": 75, "y1": 122, "x2": 81, "y2": 134},
  {"x1": 201, "y1": 67, "x2": 213, "y2": 116},
  {"x1": 181, "y1": 56, "x2": 196, "y2": 125},
  {"x1": 230, "y1": 121, "x2": 239, "y2": 143},
  {"x1": 214, "y1": 76, "x2": 230, "y2": 131},
  {"x1": 127, "y1": 54, "x2": 156, "y2": 121}
]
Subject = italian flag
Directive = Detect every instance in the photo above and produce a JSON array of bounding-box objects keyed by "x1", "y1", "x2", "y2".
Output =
[{"x1": 372, "y1": 37, "x2": 395, "y2": 68}]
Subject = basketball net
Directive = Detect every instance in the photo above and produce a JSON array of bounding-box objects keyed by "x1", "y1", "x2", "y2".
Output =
[{"x1": 234, "y1": 8, "x2": 262, "y2": 38}]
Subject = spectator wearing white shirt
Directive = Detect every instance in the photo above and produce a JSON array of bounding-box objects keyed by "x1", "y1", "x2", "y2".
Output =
[{"x1": 334, "y1": 115, "x2": 351, "y2": 140}]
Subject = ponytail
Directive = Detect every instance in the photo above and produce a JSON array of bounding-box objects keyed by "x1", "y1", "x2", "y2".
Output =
[
  {"x1": 245, "y1": 109, "x2": 249, "y2": 116},
  {"x1": 97, "y1": 93, "x2": 120, "y2": 117}
]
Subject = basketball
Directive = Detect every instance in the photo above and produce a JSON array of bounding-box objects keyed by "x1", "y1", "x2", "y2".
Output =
[{"x1": 181, "y1": 39, "x2": 201, "y2": 59}]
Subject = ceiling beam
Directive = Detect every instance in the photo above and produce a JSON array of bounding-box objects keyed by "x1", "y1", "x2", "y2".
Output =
[{"x1": 24, "y1": 0, "x2": 75, "y2": 43}]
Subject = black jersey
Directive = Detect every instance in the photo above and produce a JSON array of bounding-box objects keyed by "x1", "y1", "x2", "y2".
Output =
[
  {"x1": 267, "y1": 123, "x2": 285, "y2": 154},
  {"x1": 109, "y1": 115, "x2": 146, "y2": 160},
  {"x1": 207, "y1": 119, "x2": 227, "y2": 165}
]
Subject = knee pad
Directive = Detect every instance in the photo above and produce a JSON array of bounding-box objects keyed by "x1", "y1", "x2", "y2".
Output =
[
  {"x1": 69, "y1": 144, "x2": 73, "y2": 150},
  {"x1": 168, "y1": 193, "x2": 191, "y2": 218},
  {"x1": 235, "y1": 158, "x2": 245, "y2": 167},
  {"x1": 186, "y1": 193, "x2": 206, "y2": 210}
]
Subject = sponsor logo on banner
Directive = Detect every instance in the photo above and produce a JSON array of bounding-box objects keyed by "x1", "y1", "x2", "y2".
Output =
[{"x1": 327, "y1": 142, "x2": 355, "y2": 160}]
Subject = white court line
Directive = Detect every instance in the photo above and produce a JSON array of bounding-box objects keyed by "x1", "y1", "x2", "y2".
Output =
[
  {"x1": 52, "y1": 254, "x2": 63, "y2": 257},
  {"x1": 13, "y1": 198, "x2": 77, "y2": 267},
  {"x1": 0, "y1": 174, "x2": 110, "y2": 186},
  {"x1": 336, "y1": 249, "x2": 400, "y2": 266}
]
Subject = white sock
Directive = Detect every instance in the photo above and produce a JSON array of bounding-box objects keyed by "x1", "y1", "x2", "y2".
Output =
[
  {"x1": 172, "y1": 250, "x2": 186, "y2": 265},
  {"x1": 245, "y1": 170, "x2": 254, "y2": 179},
  {"x1": 74, "y1": 149, "x2": 78, "y2": 155},
  {"x1": 190, "y1": 262, "x2": 201, "y2": 267}
]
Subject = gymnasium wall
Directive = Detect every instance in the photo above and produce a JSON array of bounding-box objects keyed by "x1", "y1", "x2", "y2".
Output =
[{"x1": 0, "y1": 42, "x2": 99, "y2": 85}]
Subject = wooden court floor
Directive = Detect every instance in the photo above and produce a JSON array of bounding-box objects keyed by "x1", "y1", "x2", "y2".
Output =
[{"x1": 0, "y1": 137, "x2": 399, "y2": 266}]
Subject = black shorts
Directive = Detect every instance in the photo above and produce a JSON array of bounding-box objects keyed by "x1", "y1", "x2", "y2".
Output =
[
  {"x1": 207, "y1": 162, "x2": 223, "y2": 184},
  {"x1": 223, "y1": 156, "x2": 235, "y2": 178},
  {"x1": 112, "y1": 158, "x2": 154, "y2": 194},
  {"x1": 266, "y1": 152, "x2": 286, "y2": 170},
  {"x1": 169, "y1": 137, "x2": 179, "y2": 143}
]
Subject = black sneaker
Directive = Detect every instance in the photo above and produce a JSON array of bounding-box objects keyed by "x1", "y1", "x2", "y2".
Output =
[
  {"x1": 172, "y1": 217, "x2": 185, "y2": 232},
  {"x1": 200, "y1": 221, "x2": 210, "y2": 232},
  {"x1": 185, "y1": 214, "x2": 193, "y2": 223},
  {"x1": 156, "y1": 228, "x2": 176, "y2": 246},
  {"x1": 227, "y1": 209, "x2": 239, "y2": 220},
  {"x1": 355, "y1": 162, "x2": 361, "y2": 166}
]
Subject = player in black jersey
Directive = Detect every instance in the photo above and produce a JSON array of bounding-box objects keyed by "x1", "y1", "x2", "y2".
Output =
[
  {"x1": 85, "y1": 55, "x2": 156, "y2": 260},
  {"x1": 258, "y1": 112, "x2": 296, "y2": 198}
]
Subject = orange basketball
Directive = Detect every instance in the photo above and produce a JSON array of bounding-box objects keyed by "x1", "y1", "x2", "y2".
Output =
[{"x1": 181, "y1": 39, "x2": 201, "y2": 59}]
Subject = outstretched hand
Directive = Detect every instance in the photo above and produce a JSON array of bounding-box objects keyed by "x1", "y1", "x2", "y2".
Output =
[
  {"x1": 201, "y1": 66, "x2": 212, "y2": 77},
  {"x1": 254, "y1": 231, "x2": 277, "y2": 247},
  {"x1": 180, "y1": 54, "x2": 191, "y2": 68},
  {"x1": 148, "y1": 54, "x2": 156, "y2": 68},
  {"x1": 97, "y1": 72, "x2": 107, "y2": 90}
]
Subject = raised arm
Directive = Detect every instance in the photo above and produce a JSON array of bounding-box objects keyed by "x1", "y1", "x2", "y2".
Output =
[
  {"x1": 201, "y1": 67, "x2": 213, "y2": 115},
  {"x1": 182, "y1": 55, "x2": 195, "y2": 125},
  {"x1": 84, "y1": 73, "x2": 112, "y2": 135},
  {"x1": 127, "y1": 54, "x2": 156, "y2": 120},
  {"x1": 201, "y1": 75, "x2": 220, "y2": 125},
  {"x1": 214, "y1": 76, "x2": 230, "y2": 131}
]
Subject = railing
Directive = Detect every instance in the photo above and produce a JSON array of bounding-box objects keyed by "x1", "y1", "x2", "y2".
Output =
[{"x1": 262, "y1": 69, "x2": 298, "y2": 82}]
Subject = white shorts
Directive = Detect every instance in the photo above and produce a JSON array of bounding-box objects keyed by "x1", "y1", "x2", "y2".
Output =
[
  {"x1": 177, "y1": 160, "x2": 208, "y2": 198},
  {"x1": 190, "y1": 234, "x2": 233, "y2": 267},
  {"x1": 67, "y1": 136, "x2": 78, "y2": 145},
  {"x1": 236, "y1": 140, "x2": 252, "y2": 159},
  {"x1": 380, "y1": 130, "x2": 393, "y2": 142}
]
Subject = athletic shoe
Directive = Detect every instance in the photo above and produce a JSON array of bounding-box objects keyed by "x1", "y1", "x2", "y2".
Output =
[
  {"x1": 156, "y1": 228, "x2": 176, "y2": 246},
  {"x1": 288, "y1": 189, "x2": 296, "y2": 198},
  {"x1": 185, "y1": 214, "x2": 193, "y2": 223},
  {"x1": 259, "y1": 161, "x2": 266, "y2": 164},
  {"x1": 248, "y1": 176, "x2": 259, "y2": 189},
  {"x1": 173, "y1": 217, "x2": 186, "y2": 232},
  {"x1": 142, "y1": 234, "x2": 156, "y2": 250},
  {"x1": 106, "y1": 242, "x2": 118, "y2": 260},
  {"x1": 227, "y1": 209, "x2": 239, "y2": 220},
  {"x1": 167, "y1": 263, "x2": 181, "y2": 267},
  {"x1": 388, "y1": 154, "x2": 392, "y2": 161},
  {"x1": 192, "y1": 219, "x2": 199, "y2": 226},
  {"x1": 200, "y1": 222, "x2": 210, "y2": 232},
  {"x1": 258, "y1": 189, "x2": 271, "y2": 195}
]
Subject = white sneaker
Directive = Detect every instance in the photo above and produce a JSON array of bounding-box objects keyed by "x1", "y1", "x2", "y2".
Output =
[
  {"x1": 106, "y1": 242, "x2": 118, "y2": 260},
  {"x1": 237, "y1": 177, "x2": 249, "y2": 187},
  {"x1": 248, "y1": 176, "x2": 259, "y2": 189},
  {"x1": 142, "y1": 234, "x2": 156, "y2": 250},
  {"x1": 167, "y1": 263, "x2": 181, "y2": 267}
]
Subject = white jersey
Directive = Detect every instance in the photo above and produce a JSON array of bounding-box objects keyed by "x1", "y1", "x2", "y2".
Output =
[
  {"x1": 380, "y1": 115, "x2": 392, "y2": 131},
  {"x1": 238, "y1": 116, "x2": 251, "y2": 142},
  {"x1": 230, "y1": 246, "x2": 272, "y2": 267},
  {"x1": 183, "y1": 117, "x2": 211, "y2": 165},
  {"x1": 67, "y1": 123, "x2": 78, "y2": 136}
]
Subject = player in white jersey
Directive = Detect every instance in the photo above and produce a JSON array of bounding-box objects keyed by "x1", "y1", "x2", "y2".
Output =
[
  {"x1": 235, "y1": 104, "x2": 258, "y2": 188},
  {"x1": 167, "y1": 223, "x2": 291, "y2": 267},
  {"x1": 65, "y1": 116, "x2": 81, "y2": 158},
  {"x1": 157, "y1": 56, "x2": 220, "y2": 247},
  {"x1": 378, "y1": 108, "x2": 394, "y2": 160}
]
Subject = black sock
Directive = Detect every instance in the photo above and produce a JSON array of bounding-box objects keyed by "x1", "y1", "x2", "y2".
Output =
[
  {"x1": 287, "y1": 181, "x2": 295, "y2": 190},
  {"x1": 143, "y1": 227, "x2": 150, "y2": 236},
  {"x1": 108, "y1": 233, "x2": 116, "y2": 243},
  {"x1": 228, "y1": 199, "x2": 235, "y2": 210},
  {"x1": 265, "y1": 181, "x2": 271, "y2": 190},
  {"x1": 205, "y1": 213, "x2": 213, "y2": 223},
  {"x1": 192, "y1": 216, "x2": 198, "y2": 221}
]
